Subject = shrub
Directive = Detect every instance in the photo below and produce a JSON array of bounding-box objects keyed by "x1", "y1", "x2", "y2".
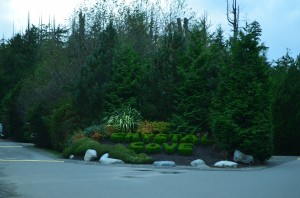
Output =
[
  {"x1": 109, "y1": 144, "x2": 153, "y2": 164},
  {"x1": 201, "y1": 134, "x2": 214, "y2": 146},
  {"x1": 90, "y1": 132, "x2": 102, "y2": 141},
  {"x1": 62, "y1": 138, "x2": 101, "y2": 158},
  {"x1": 71, "y1": 131, "x2": 86, "y2": 143},
  {"x1": 125, "y1": 133, "x2": 140, "y2": 143},
  {"x1": 109, "y1": 144, "x2": 136, "y2": 162},
  {"x1": 129, "y1": 142, "x2": 145, "y2": 153},
  {"x1": 181, "y1": 134, "x2": 199, "y2": 145},
  {"x1": 128, "y1": 153, "x2": 154, "y2": 164},
  {"x1": 142, "y1": 134, "x2": 154, "y2": 143},
  {"x1": 138, "y1": 120, "x2": 154, "y2": 134},
  {"x1": 46, "y1": 102, "x2": 81, "y2": 151},
  {"x1": 145, "y1": 143, "x2": 161, "y2": 154},
  {"x1": 104, "y1": 125, "x2": 119, "y2": 137},
  {"x1": 151, "y1": 122, "x2": 170, "y2": 134},
  {"x1": 163, "y1": 143, "x2": 178, "y2": 154},
  {"x1": 142, "y1": 134, "x2": 150, "y2": 143},
  {"x1": 63, "y1": 139, "x2": 154, "y2": 164},
  {"x1": 23, "y1": 104, "x2": 51, "y2": 148},
  {"x1": 96, "y1": 144, "x2": 113, "y2": 157},
  {"x1": 178, "y1": 143, "x2": 194, "y2": 155},
  {"x1": 110, "y1": 133, "x2": 126, "y2": 143},
  {"x1": 104, "y1": 106, "x2": 142, "y2": 133},
  {"x1": 137, "y1": 121, "x2": 170, "y2": 134},
  {"x1": 169, "y1": 134, "x2": 182, "y2": 143},
  {"x1": 153, "y1": 134, "x2": 168, "y2": 144},
  {"x1": 83, "y1": 125, "x2": 108, "y2": 139}
]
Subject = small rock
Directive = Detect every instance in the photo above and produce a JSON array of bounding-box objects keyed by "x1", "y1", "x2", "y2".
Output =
[
  {"x1": 69, "y1": 155, "x2": 74, "y2": 159},
  {"x1": 84, "y1": 149, "x2": 97, "y2": 161},
  {"x1": 153, "y1": 161, "x2": 176, "y2": 167},
  {"x1": 214, "y1": 160, "x2": 238, "y2": 168},
  {"x1": 191, "y1": 159, "x2": 206, "y2": 167},
  {"x1": 233, "y1": 149, "x2": 254, "y2": 164}
]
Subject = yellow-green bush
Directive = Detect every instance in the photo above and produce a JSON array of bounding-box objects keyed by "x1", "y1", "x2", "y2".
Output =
[
  {"x1": 153, "y1": 134, "x2": 168, "y2": 144},
  {"x1": 129, "y1": 142, "x2": 145, "y2": 153},
  {"x1": 110, "y1": 133, "x2": 126, "y2": 143},
  {"x1": 125, "y1": 133, "x2": 140, "y2": 143},
  {"x1": 181, "y1": 134, "x2": 199, "y2": 144},
  {"x1": 145, "y1": 143, "x2": 161, "y2": 154},
  {"x1": 178, "y1": 143, "x2": 194, "y2": 155},
  {"x1": 163, "y1": 143, "x2": 178, "y2": 154}
]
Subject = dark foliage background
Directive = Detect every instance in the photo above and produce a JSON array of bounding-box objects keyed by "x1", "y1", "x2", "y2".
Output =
[{"x1": 0, "y1": 0, "x2": 299, "y2": 159}]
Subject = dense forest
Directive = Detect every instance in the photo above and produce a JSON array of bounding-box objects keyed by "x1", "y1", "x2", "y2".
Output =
[{"x1": 0, "y1": 0, "x2": 299, "y2": 159}]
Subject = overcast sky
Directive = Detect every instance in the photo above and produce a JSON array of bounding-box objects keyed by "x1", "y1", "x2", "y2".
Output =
[{"x1": 1, "y1": 0, "x2": 299, "y2": 61}]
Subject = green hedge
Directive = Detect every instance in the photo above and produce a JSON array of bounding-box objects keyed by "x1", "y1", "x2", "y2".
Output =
[
  {"x1": 181, "y1": 134, "x2": 199, "y2": 144},
  {"x1": 129, "y1": 142, "x2": 145, "y2": 153},
  {"x1": 178, "y1": 143, "x2": 194, "y2": 155},
  {"x1": 153, "y1": 134, "x2": 168, "y2": 144},
  {"x1": 142, "y1": 134, "x2": 155, "y2": 143},
  {"x1": 163, "y1": 143, "x2": 178, "y2": 154},
  {"x1": 145, "y1": 143, "x2": 161, "y2": 154},
  {"x1": 110, "y1": 133, "x2": 126, "y2": 143},
  {"x1": 169, "y1": 134, "x2": 182, "y2": 143},
  {"x1": 125, "y1": 133, "x2": 140, "y2": 143}
]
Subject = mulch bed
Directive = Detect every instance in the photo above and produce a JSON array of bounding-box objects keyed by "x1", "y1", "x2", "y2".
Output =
[
  {"x1": 148, "y1": 144, "x2": 222, "y2": 166},
  {"x1": 98, "y1": 139, "x2": 224, "y2": 166}
]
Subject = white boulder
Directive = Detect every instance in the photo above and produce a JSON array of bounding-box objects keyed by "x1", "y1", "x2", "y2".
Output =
[
  {"x1": 153, "y1": 161, "x2": 176, "y2": 167},
  {"x1": 100, "y1": 153, "x2": 109, "y2": 160},
  {"x1": 84, "y1": 149, "x2": 97, "y2": 161},
  {"x1": 69, "y1": 155, "x2": 74, "y2": 159},
  {"x1": 233, "y1": 149, "x2": 254, "y2": 164},
  {"x1": 99, "y1": 153, "x2": 124, "y2": 165},
  {"x1": 191, "y1": 159, "x2": 206, "y2": 167},
  {"x1": 214, "y1": 161, "x2": 238, "y2": 168}
]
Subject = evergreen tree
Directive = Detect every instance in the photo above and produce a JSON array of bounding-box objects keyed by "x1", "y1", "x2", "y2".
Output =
[
  {"x1": 103, "y1": 45, "x2": 144, "y2": 115},
  {"x1": 211, "y1": 21, "x2": 273, "y2": 161},
  {"x1": 272, "y1": 54, "x2": 300, "y2": 155},
  {"x1": 74, "y1": 22, "x2": 117, "y2": 120}
]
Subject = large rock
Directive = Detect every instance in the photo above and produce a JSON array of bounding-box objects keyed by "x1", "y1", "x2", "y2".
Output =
[
  {"x1": 214, "y1": 161, "x2": 238, "y2": 168},
  {"x1": 84, "y1": 149, "x2": 97, "y2": 161},
  {"x1": 191, "y1": 159, "x2": 206, "y2": 167},
  {"x1": 99, "y1": 153, "x2": 124, "y2": 165},
  {"x1": 233, "y1": 149, "x2": 254, "y2": 164},
  {"x1": 153, "y1": 161, "x2": 176, "y2": 167}
]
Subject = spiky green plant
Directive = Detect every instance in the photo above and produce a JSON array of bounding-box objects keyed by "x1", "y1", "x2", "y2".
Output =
[{"x1": 104, "y1": 106, "x2": 142, "y2": 133}]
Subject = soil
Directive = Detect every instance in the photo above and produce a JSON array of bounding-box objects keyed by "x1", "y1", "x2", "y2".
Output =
[{"x1": 149, "y1": 144, "x2": 223, "y2": 166}]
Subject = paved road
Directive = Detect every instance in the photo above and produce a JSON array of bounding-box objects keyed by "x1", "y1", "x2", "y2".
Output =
[{"x1": 1, "y1": 139, "x2": 299, "y2": 198}]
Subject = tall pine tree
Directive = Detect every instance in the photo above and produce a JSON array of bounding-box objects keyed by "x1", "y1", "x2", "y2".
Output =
[
  {"x1": 272, "y1": 54, "x2": 300, "y2": 155},
  {"x1": 211, "y1": 21, "x2": 273, "y2": 161}
]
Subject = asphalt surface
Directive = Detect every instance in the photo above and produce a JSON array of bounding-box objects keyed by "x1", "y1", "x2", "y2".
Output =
[{"x1": 1, "y1": 139, "x2": 299, "y2": 198}]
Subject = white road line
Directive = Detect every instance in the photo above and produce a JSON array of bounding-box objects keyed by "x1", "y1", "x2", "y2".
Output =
[
  {"x1": 0, "y1": 159, "x2": 64, "y2": 163},
  {"x1": 0, "y1": 146, "x2": 23, "y2": 148}
]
